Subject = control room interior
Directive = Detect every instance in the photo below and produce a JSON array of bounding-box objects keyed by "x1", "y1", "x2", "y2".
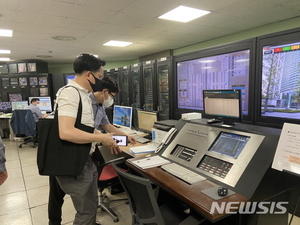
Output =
[{"x1": 1, "y1": 0, "x2": 300, "y2": 225}]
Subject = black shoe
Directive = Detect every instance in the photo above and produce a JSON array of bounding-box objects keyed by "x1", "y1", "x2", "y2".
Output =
[{"x1": 95, "y1": 223, "x2": 101, "y2": 225}]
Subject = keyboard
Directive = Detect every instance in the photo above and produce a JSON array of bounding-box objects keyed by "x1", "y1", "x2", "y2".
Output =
[
  {"x1": 161, "y1": 163, "x2": 207, "y2": 184},
  {"x1": 133, "y1": 135, "x2": 151, "y2": 144},
  {"x1": 118, "y1": 127, "x2": 136, "y2": 135}
]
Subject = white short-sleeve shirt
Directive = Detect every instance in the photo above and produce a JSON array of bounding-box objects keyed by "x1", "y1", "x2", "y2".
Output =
[{"x1": 56, "y1": 80, "x2": 94, "y2": 127}]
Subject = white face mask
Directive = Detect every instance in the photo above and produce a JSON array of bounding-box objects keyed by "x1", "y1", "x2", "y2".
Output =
[{"x1": 102, "y1": 95, "x2": 114, "y2": 108}]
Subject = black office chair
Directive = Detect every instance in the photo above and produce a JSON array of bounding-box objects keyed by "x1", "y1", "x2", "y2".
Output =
[
  {"x1": 112, "y1": 162, "x2": 206, "y2": 225},
  {"x1": 92, "y1": 147, "x2": 128, "y2": 223},
  {"x1": 10, "y1": 109, "x2": 38, "y2": 148}
]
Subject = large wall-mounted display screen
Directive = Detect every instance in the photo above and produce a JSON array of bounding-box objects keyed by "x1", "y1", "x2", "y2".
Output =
[
  {"x1": 261, "y1": 42, "x2": 300, "y2": 120},
  {"x1": 177, "y1": 49, "x2": 250, "y2": 114}
]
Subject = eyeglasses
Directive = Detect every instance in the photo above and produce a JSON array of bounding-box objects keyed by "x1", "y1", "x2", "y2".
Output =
[
  {"x1": 91, "y1": 72, "x2": 104, "y2": 80},
  {"x1": 108, "y1": 92, "x2": 116, "y2": 99}
]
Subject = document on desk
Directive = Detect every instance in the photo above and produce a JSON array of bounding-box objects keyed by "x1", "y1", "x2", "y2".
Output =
[
  {"x1": 129, "y1": 143, "x2": 157, "y2": 154},
  {"x1": 127, "y1": 155, "x2": 171, "y2": 169}
]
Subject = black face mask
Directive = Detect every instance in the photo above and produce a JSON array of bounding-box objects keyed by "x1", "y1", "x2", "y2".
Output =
[{"x1": 88, "y1": 73, "x2": 102, "y2": 92}]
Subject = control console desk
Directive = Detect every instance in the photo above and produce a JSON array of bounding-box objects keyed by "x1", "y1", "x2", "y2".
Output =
[{"x1": 127, "y1": 119, "x2": 300, "y2": 224}]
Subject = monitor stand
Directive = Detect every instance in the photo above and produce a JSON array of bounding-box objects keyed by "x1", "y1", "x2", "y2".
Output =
[
  {"x1": 207, "y1": 118, "x2": 222, "y2": 124},
  {"x1": 222, "y1": 118, "x2": 235, "y2": 126}
]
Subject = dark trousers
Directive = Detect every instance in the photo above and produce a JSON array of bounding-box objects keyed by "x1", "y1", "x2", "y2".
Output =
[{"x1": 48, "y1": 176, "x2": 65, "y2": 225}]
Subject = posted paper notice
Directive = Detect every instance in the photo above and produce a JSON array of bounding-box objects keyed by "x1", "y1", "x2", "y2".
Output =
[{"x1": 272, "y1": 123, "x2": 300, "y2": 174}]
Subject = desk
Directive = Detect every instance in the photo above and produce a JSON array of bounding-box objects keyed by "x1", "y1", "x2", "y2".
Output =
[
  {"x1": 120, "y1": 143, "x2": 249, "y2": 222},
  {"x1": 126, "y1": 160, "x2": 249, "y2": 223}
]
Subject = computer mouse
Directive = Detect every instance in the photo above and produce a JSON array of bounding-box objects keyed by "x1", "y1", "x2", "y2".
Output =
[{"x1": 218, "y1": 187, "x2": 228, "y2": 196}]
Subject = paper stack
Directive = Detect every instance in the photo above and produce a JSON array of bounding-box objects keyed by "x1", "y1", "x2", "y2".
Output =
[
  {"x1": 130, "y1": 143, "x2": 157, "y2": 154},
  {"x1": 127, "y1": 155, "x2": 171, "y2": 170}
]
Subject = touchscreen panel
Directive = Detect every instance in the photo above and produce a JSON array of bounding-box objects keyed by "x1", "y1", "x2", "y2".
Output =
[{"x1": 208, "y1": 132, "x2": 250, "y2": 159}]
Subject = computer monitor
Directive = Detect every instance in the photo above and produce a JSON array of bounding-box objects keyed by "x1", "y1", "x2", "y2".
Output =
[
  {"x1": 64, "y1": 74, "x2": 75, "y2": 84},
  {"x1": 8, "y1": 93, "x2": 22, "y2": 102},
  {"x1": 137, "y1": 110, "x2": 158, "y2": 134},
  {"x1": 28, "y1": 96, "x2": 52, "y2": 112},
  {"x1": 203, "y1": 89, "x2": 242, "y2": 125},
  {"x1": 11, "y1": 101, "x2": 28, "y2": 110},
  {"x1": 0, "y1": 102, "x2": 12, "y2": 113},
  {"x1": 113, "y1": 105, "x2": 133, "y2": 128}
]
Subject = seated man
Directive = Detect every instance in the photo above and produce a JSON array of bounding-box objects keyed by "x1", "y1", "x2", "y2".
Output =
[{"x1": 27, "y1": 98, "x2": 48, "y2": 121}]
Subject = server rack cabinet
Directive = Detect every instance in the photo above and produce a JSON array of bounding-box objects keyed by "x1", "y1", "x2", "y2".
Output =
[
  {"x1": 130, "y1": 63, "x2": 142, "y2": 129},
  {"x1": 142, "y1": 60, "x2": 157, "y2": 111},
  {"x1": 119, "y1": 66, "x2": 131, "y2": 106},
  {"x1": 156, "y1": 57, "x2": 173, "y2": 120},
  {"x1": 111, "y1": 68, "x2": 121, "y2": 106}
]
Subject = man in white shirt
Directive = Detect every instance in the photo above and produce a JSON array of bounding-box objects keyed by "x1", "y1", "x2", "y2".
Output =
[{"x1": 54, "y1": 53, "x2": 121, "y2": 225}]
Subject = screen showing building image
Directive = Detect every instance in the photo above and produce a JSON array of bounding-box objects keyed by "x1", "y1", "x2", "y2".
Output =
[
  {"x1": 29, "y1": 96, "x2": 52, "y2": 112},
  {"x1": 177, "y1": 50, "x2": 249, "y2": 114},
  {"x1": 261, "y1": 42, "x2": 300, "y2": 119},
  {"x1": 113, "y1": 105, "x2": 132, "y2": 128}
]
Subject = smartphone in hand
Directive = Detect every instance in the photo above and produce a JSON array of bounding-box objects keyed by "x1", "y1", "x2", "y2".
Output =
[{"x1": 112, "y1": 135, "x2": 128, "y2": 146}]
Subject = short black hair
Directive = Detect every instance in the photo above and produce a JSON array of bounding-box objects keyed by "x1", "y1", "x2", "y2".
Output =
[
  {"x1": 31, "y1": 98, "x2": 40, "y2": 103},
  {"x1": 99, "y1": 76, "x2": 119, "y2": 94},
  {"x1": 73, "y1": 53, "x2": 106, "y2": 74}
]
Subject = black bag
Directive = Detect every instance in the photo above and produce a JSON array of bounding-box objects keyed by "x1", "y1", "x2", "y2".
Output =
[{"x1": 37, "y1": 86, "x2": 94, "y2": 177}]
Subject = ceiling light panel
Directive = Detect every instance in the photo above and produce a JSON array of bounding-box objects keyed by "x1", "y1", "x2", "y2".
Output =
[
  {"x1": 103, "y1": 40, "x2": 133, "y2": 47},
  {"x1": 0, "y1": 58, "x2": 10, "y2": 61},
  {"x1": 159, "y1": 5, "x2": 210, "y2": 23},
  {"x1": 0, "y1": 29, "x2": 13, "y2": 37},
  {"x1": 0, "y1": 50, "x2": 11, "y2": 54}
]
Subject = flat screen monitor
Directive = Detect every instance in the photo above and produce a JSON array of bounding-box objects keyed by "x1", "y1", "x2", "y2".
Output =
[
  {"x1": 64, "y1": 74, "x2": 75, "y2": 84},
  {"x1": 8, "y1": 93, "x2": 22, "y2": 102},
  {"x1": 11, "y1": 101, "x2": 28, "y2": 110},
  {"x1": 177, "y1": 49, "x2": 249, "y2": 114},
  {"x1": 28, "y1": 96, "x2": 52, "y2": 112},
  {"x1": 10, "y1": 77, "x2": 18, "y2": 86},
  {"x1": 137, "y1": 110, "x2": 158, "y2": 133},
  {"x1": 29, "y1": 77, "x2": 38, "y2": 86},
  {"x1": 2, "y1": 78, "x2": 9, "y2": 87},
  {"x1": 208, "y1": 131, "x2": 250, "y2": 159},
  {"x1": 261, "y1": 41, "x2": 300, "y2": 121},
  {"x1": 113, "y1": 105, "x2": 133, "y2": 128},
  {"x1": 19, "y1": 77, "x2": 27, "y2": 86},
  {"x1": 203, "y1": 89, "x2": 242, "y2": 125},
  {"x1": 39, "y1": 77, "x2": 48, "y2": 85},
  {"x1": 0, "y1": 102, "x2": 12, "y2": 113}
]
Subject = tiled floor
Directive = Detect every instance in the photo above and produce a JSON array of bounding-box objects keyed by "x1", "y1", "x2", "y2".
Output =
[
  {"x1": 0, "y1": 139, "x2": 131, "y2": 225},
  {"x1": 1, "y1": 138, "x2": 300, "y2": 225}
]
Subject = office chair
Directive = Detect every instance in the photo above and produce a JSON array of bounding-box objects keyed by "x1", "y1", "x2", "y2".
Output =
[
  {"x1": 92, "y1": 148, "x2": 128, "y2": 223},
  {"x1": 10, "y1": 109, "x2": 38, "y2": 148},
  {"x1": 112, "y1": 162, "x2": 207, "y2": 225}
]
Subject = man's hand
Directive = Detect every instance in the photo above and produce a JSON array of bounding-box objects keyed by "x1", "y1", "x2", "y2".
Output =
[
  {"x1": 128, "y1": 135, "x2": 137, "y2": 145},
  {"x1": 100, "y1": 133, "x2": 122, "y2": 154}
]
